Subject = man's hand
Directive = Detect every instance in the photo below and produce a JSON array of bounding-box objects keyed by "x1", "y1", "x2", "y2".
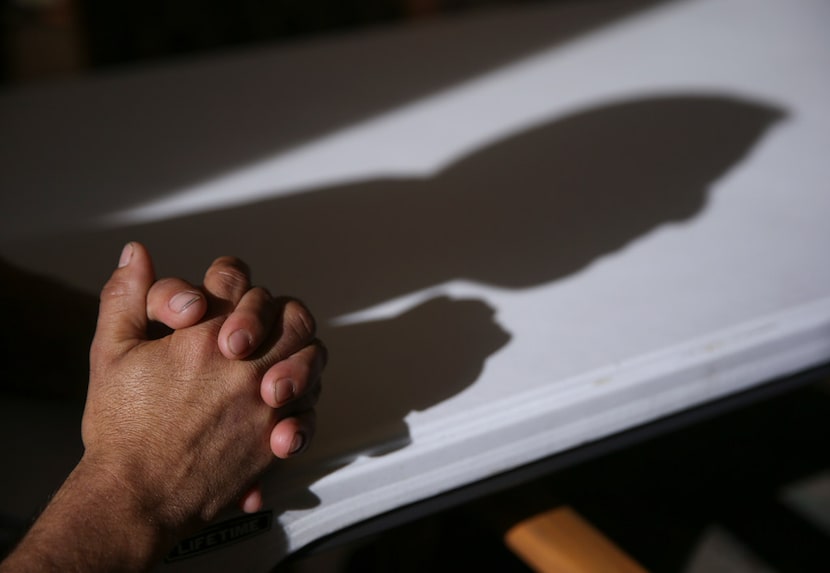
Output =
[
  {"x1": 83, "y1": 241, "x2": 317, "y2": 522},
  {"x1": 0, "y1": 243, "x2": 325, "y2": 572},
  {"x1": 143, "y1": 253, "x2": 326, "y2": 461},
  {"x1": 125, "y1": 246, "x2": 327, "y2": 513}
]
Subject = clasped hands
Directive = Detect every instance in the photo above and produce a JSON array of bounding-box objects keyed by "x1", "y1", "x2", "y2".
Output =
[
  {"x1": 0, "y1": 242, "x2": 326, "y2": 572},
  {"x1": 83, "y1": 243, "x2": 324, "y2": 535}
]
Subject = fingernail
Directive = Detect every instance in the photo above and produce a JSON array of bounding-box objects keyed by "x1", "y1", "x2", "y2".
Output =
[
  {"x1": 228, "y1": 329, "x2": 252, "y2": 356},
  {"x1": 118, "y1": 243, "x2": 134, "y2": 268},
  {"x1": 289, "y1": 432, "x2": 305, "y2": 455},
  {"x1": 169, "y1": 291, "x2": 201, "y2": 313},
  {"x1": 274, "y1": 379, "x2": 295, "y2": 406}
]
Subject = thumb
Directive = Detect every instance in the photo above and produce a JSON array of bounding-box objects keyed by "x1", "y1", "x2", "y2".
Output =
[{"x1": 93, "y1": 242, "x2": 156, "y2": 351}]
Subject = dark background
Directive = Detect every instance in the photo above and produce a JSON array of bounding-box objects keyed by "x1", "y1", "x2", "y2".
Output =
[{"x1": 1, "y1": 0, "x2": 557, "y2": 86}]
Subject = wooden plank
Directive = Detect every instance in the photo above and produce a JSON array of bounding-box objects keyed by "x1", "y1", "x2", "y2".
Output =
[{"x1": 505, "y1": 506, "x2": 648, "y2": 573}]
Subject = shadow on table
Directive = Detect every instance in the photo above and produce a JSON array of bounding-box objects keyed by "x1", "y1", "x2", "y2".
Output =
[
  {"x1": 0, "y1": 0, "x2": 661, "y2": 239},
  {"x1": 315, "y1": 296, "x2": 511, "y2": 459},
  {"x1": 2, "y1": 93, "x2": 784, "y2": 561}
]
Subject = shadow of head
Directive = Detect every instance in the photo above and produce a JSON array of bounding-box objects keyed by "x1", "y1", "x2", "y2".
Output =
[
  {"x1": 25, "y1": 94, "x2": 784, "y2": 326},
  {"x1": 214, "y1": 93, "x2": 784, "y2": 317},
  {"x1": 419, "y1": 93, "x2": 786, "y2": 287}
]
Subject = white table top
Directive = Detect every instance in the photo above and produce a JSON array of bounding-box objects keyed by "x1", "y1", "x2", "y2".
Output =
[{"x1": 2, "y1": 0, "x2": 830, "y2": 570}]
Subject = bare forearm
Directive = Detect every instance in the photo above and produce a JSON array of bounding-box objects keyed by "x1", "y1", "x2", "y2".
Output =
[{"x1": 1, "y1": 457, "x2": 171, "y2": 573}]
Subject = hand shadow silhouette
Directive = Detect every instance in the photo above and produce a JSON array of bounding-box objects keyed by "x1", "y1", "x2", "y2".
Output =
[
  {"x1": 5, "y1": 94, "x2": 783, "y2": 522},
  {"x1": 265, "y1": 295, "x2": 511, "y2": 515},
  {"x1": 314, "y1": 296, "x2": 511, "y2": 459}
]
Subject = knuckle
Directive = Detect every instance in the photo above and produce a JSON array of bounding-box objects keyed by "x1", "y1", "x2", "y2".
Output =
[
  {"x1": 211, "y1": 256, "x2": 250, "y2": 276},
  {"x1": 283, "y1": 299, "x2": 316, "y2": 341},
  {"x1": 100, "y1": 276, "x2": 132, "y2": 301},
  {"x1": 210, "y1": 256, "x2": 251, "y2": 289},
  {"x1": 248, "y1": 286, "x2": 274, "y2": 308},
  {"x1": 216, "y1": 268, "x2": 249, "y2": 292}
]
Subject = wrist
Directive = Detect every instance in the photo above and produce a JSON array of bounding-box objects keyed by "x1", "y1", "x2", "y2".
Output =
[
  {"x1": 73, "y1": 453, "x2": 182, "y2": 563},
  {"x1": 2, "y1": 456, "x2": 175, "y2": 572}
]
